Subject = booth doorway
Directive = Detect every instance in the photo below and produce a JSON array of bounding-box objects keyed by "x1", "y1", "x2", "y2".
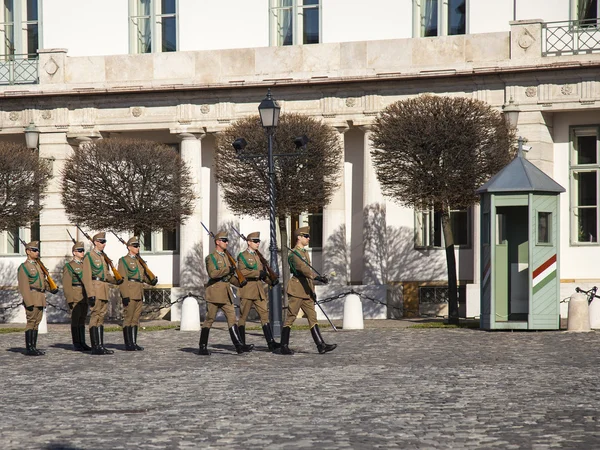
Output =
[{"x1": 495, "y1": 206, "x2": 529, "y2": 322}]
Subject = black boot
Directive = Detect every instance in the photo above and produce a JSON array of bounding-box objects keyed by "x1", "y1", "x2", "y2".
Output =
[
  {"x1": 99, "y1": 325, "x2": 114, "y2": 355},
  {"x1": 32, "y1": 330, "x2": 45, "y2": 355},
  {"x1": 198, "y1": 327, "x2": 211, "y2": 355},
  {"x1": 71, "y1": 326, "x2": 84, "y2": 351},
  {"x1": 132, "y1": 326, "x2": 144, "y2": 351},
  {"x1": 279, "y1": 326, "x2": 294, "y2": 355},
  {"x1": 229, "y1": 324, "x2": 254, "y2": 354},
  {"x1": 311, "y1": 324, "x2": 337, "y2": 354},
  {"x1": 238, "y1": 325, "x2": 246, "y2": 344},
  {"x1": 25, "y1": 330, "x2": 39, "y2": 356},
  {"x1": 263, "y1": 323, "x2": 281, "y2": 351},
  {"x1": 90, "y1": 327, "x2": 105, "y2": 355},
  {"x1": 78, "y1": 325, "x2": 92, "y2": 351},
  {"x1": 123, "y1": 326, "x2": 135, "y2": 351}
]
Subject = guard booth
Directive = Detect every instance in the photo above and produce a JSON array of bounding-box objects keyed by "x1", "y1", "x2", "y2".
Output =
[{"x1": 476, "y1": 148, "x2": 565, "y2": 330}]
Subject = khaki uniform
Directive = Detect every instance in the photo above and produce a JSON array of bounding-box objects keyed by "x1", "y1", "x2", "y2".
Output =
[
  {"x1": 237, "y1": 249, "x2": 269, "y2": 326},
  {"x1": 203, "y1": 250, "x2": 237, "y2": 328},
  {"x1": 118, "y1": 255, "x2": 151, "y2": 327},
  {"x1": 62, "y1": 259, "x2": 87, "y2": 326},
  {"x1": 284, "y1": 245, "x2": 318, "y2": 327},
  {"x1": 83, "y1": 250, "x2": 115, "y2": 327},
  {"x1": 17, "y1": 260, "x2": 47, "y2": 331}
]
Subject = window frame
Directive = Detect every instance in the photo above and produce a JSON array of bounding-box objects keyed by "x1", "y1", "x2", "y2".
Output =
[
  {"x1": 269, "y1": 0, "x2": 321, "y2": 47},
  {"x1": 414, "y1": 207, "x2": 472, "y2": 250},
  {"x1": 569, "y1": 125, "x2": 600, "y2": 246},
  {"x1": 139, "y1": 226, "x2": 180, "y2": 255},
  {"x1": 413, "y1": 0, "x2": 468, "y2": 38},
  {"x1": 0, "y1": 0, "x2": 42, "y2": 59},
  {"x1": 128, "y1": 0, "x2": 178, "y2": 54},
  {"x1": 0, "y1": 227, "x2": 30, "y2": 256},
  {"x1": 536, "y1": 211, "x2": 553, "y2": 246}
]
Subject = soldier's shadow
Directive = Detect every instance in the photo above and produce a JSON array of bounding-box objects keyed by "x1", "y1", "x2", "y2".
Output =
[
  {"x1": 178, "y1": 346, "x2": 234, "y2": 355},
  {"x1": 50, "y1": 343, "x2": 78, "y2": 351},
  {"x1": 6, "y1": 347, "x2": 27, "y2": 354}
]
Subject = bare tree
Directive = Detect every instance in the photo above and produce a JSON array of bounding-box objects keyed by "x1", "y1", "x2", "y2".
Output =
[
  {"x1": 0, "y1": 142, "x2": 52, "y2": 231},
  {"x1": 370, "y1": 95, "x2": 516, "y2": 324},
  {"x1": 215, "y1": 113, "x2": 343, "y2": 288},
  {"x1": 61, "y1": 138, "x2": 195, "y2": 235}
]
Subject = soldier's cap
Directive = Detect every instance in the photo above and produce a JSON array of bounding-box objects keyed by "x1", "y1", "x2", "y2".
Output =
[
  {"x1": 26, "y1": 241, "x2": 40, "y2": 250},
  {"x1": 72, "y1": 242, "x2": 85, "y2": 252},
  {"x1": 247, "y1": 231, "x2": 260, "y2": 241},
  {"x1": 127, "y1": 236, "x2": 140, "y2": 246},
  {"x1": 293, "y1": 226, "x2": 310, "y2": 239},
  {"x1": 214, "y1": 231, "x2": 228, "y2": 241},
  {"x1": 92, "y1": 232, "x2": 106, "y2": 241}
]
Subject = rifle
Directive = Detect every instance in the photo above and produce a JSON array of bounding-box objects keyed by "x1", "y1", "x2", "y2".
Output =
[
  {"x1": 66, "y1": 230, "x2": 89, "y2": 299},
  {"x1": 110, "y1": 231, "x2": 158, "y2": 285},
  {"x1": 200, "y1": 222, "x2": 247, "y2": 288},
  {"x1": 286, "y1": 244, "x2": 337, "y2": 331},
  {"x1": 19, "y1": 238, "x2": 59, "y2": 294},
  {"x1": 76, "y1": 225, "x2": 124, "y2": 285},
  {"x1": 231, "y1": 226, "x2": 279, "y2": 287}
]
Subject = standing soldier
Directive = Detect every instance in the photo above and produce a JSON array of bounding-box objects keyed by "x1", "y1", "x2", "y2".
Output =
[
  {"x1": 198, "y1": 230, "x2": 254, "y2": 355},
  {"x1": 17, "y1": 241, "x2": 48, "y2": 356},
  {"x1": 117, "y1": 236, "x2": 154, "y2": 351},
  {"x1": 281, "y1": 226, "x2": 337, "y2": 355},
  {"x1": 62, "y1": 241, "x2": 91, "y2": 351},
  {"x1": 237, "y1": 231, "x2": 280, "y2": 351},
  {"x1": 82, "y1": 232, "x2": 115, "y2": 355}
]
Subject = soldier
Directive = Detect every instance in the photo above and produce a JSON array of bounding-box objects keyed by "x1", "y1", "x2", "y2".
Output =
[
  {"x1": 281, "y1": 226, "x2": 337, "y2": 355},
  {"x1": 198, "y1": 230, "x2": 254, "y2": 355},
  {"x1": 17, "y1": 241, "x2": 49, "y2": 356},
  {"x1": 82, "y1": 232, "x2": 116, "y2": 355},
  {"x1": 117, "y1": 236, "x2": 155, "y2": 351},
  {"x1": 237, "y1": 231, "x2": 280, "y2": 351},
  {"x1": 62, "y1": 241, "x2": 91, "y2": 351}
]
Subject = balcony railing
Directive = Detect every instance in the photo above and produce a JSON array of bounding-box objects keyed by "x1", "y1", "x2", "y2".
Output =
[
  {"x1": 0, "y1": 54, "x2": 38, "y2": 85},
  {"x1": 543, "y1": 19, "x2": 600, "y2": 56}
]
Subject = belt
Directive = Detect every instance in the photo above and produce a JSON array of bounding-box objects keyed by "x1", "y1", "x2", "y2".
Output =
[
  {"x1": 72, "y1": 283, "x2": 83, "y2": 287},
  {"x1": 245, "y1": 277, "x2": 260, "y2": 281},
  {"x1": 30, "y1": 287, "x2": 45, "y2": 293},
  {"x1": 91, "y1": 276, "x2": 105, "y2": 282},
  {"x1": 128, "y1": 278, "x2": 142, "y2": 283}
]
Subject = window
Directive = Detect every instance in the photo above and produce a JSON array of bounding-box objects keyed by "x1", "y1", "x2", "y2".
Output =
[
  {"x1": 129, "y1": 0, "x2": 177, "y2": 54},
  {"x1": 416, "y1": 0, "x2": 466, "y2": 38},
  {"x1": 139, "y1": 227, "x2": 179, "y2": 253},
  {"x1": 415, "y1": 208, "x2": 471, "y2": 248},
  {"x1": 291, "y1": 210, "x2": 322, "y2": 248},
  {"x1": 0, "y1": 0, "x2": 40, "y2": 58},
  {"x1": 0, "y1": 227, "x2": 28, "y2": 255},
  {"x1": 537, "y1": 212, "x2": 552, "y2": 245},
  {"x1": 570, "y1": 127, "x2": 599, "y2": 244},
  {"x1": 270, "y1": 0, "x2": 320, "y2": 46},
  {"x1": 577, "y1": 0, "x2": 599, "y2": 26}
]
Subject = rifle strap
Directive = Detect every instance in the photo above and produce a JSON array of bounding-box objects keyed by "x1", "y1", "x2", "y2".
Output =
[{"x1": 238, "y1": 252, "x2": 257, "y2": 270}]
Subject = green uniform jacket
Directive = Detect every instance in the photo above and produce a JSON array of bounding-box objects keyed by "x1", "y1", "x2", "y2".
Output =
[
  {"x1": 118, "y1": 255, "x2": 151, "y2": 300},
  {"x1": 82, "y1": 250, "x2": 114, "y2": 301},
  {"x1": 205, "y1": 251, "x2": 235, "y2": 304},
  {"x1": 286, "y1": 246, "x2": 315, "y2": 300},
  {"x1": 62, "y1": 259, "x2": 85, "y2": 304},
  {"x1": 18, "y1": 260, "x2": 48, "y2": 308},
  {"x1": 237, "y1": 249, "x2": 267, "y2": 300}
]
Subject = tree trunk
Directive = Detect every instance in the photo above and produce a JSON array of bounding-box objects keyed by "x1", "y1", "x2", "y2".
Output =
[{"x1": 441, "y1": 209, "x2": 460, "y2": 326}]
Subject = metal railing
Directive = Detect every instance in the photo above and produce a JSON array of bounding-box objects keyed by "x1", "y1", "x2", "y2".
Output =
[
  {"x1": 0, "y1": 54, "x2": 38, "y2": 85},
  {"x1": 543, "y1": 19, "x2": 600, "y2": 56}
]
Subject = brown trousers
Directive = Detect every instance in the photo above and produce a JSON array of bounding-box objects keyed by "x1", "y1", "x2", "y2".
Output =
[
  {"x1": 238, "y1": 297, "x2": 269, "y2": 326},
  {"x1": 123, "y1": 299, "x2": 143, "y2": 327},
  {"x1": 25, "y1": 306, "x2": 43, "y2": 331},
  {"x1": 69, "y1": 301, "x2": 88, "y2": 326},
  {"x1": 284, "y1": 295, "x2": 318, "y2": 328},
  {"x1": 89, "y1": 299, "x2": 109, "y2": 327},
  {"x1": 203, "y1": 302, "x2": 237, "y2": 328}
]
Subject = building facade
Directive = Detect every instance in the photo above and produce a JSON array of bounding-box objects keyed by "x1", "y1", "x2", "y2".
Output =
[{"x1": 0, "y1": 0, "x2": 599, "y2": 322}]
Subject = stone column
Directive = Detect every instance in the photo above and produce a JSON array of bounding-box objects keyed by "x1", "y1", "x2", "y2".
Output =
[
  {"x1": 516, "y1": 110, "x2": 555, "y2": 176},
  {"x1": 323, "y1": 125, "x2": 350, "y2": 284}
]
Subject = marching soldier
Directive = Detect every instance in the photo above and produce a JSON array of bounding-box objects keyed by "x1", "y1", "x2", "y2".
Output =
[
  {"x1": 82, "y1": 232, "x2": 115, "y2": 355},
  {"x1": 198, "y1": 230, "x2": 254, "y2": 355},
  {"x1": 117, "y1": 236, "x2": 153, "y2": 351},
  {"x1": 281, "y1": 226, "x2": 337, "y2": 355},
  {"x1": 62, "y1": 241, "x2": 91, "y2": 351},
  {"x1": 237, "y1": 231, "x2": 280, "y2": 351},
  {"x1": 17, "y1": 241, "x2": 48, "y2": 356}
]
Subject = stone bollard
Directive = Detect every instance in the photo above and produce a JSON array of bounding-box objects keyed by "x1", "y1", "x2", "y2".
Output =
[
  {"x1": 343, "y1": 294, "x2": 364, "y2": 330},
  {"x1": 589, "y1": 296, "x2": 600, "y2": 329},
  {"x1": 567, "y1": 292, "x2": 591, "y2": 332},
  {"x1": 180, "y1": 296, "x2": 201, "y2": 331},
  {"x1": 38, "y1": 308, "x2": 48, "y2": 334}
]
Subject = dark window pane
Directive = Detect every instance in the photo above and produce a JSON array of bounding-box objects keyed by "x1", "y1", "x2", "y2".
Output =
[
  {"x1": 307, "y1": 214, "x2": 323, "y2": 247},
  {"x1": 423, "y1": 0, "x2": 438, "y2": 37},
  {"x1": 162, "y1": 228, "x2": 177, "y2": 251},
  {"x1": 304, "y1": 0, "x2": 319, "y2": 5},
  {"x1": 576, "y1": 172, "x2": 597, "y2": 206},
  {"x1": 577, "y1": 135, "x2": 597, "y2": 164},
  {"x1": 134, "y1": 17, "x2": 152, "y2": 53},
  {"x1": 450, "y1": 210, "x2": 468, "y2": 246},
  {"x1": 7, "y1": 228, "x2": 19, "y2": 253},
  {"x1": 579, "y1": 0, "x2": 598, "y2": 21},
  {"x1": 161, "y1": 0, "x2": 176, "y2": 15},
  {"x1": 141, "y1": 231, "x2": 152, "y2": 251},
  {"x1": 161, "y1": 16, "x2": 176, "y2": 52},
  {"x1": 577, "y1": 208, "x2": 598, "y2": 242},
  {"x1": 27, "y1": 23, "x2": 37, "y2": 56},
  {"x1": 303, "y1": 7, "x2": 319, "y2": 44},
  {"x1": 433, "y1": 211, "x2": 442, "y2": 247},
  {"x1": 448, "y1": 0, "x2": 466, "y2": 35},
  {"x1": 538, "y1": 212, "x2": 551, "y2": 244},
  {"x1": 26, "y1": 0, "x2": 37, "y2": 21}
]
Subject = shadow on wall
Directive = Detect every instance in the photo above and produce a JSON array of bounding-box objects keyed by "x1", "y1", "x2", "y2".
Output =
[
  {"x1": 180, "y1": 241, "x2": 208, "y2": 297},
  {"x1": 0, "y1": 260, "x2": 20, "y2": 322}
]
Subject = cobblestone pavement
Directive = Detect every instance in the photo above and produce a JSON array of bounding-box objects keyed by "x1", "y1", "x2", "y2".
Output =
[{"x1": 2, "y1": 321, "x2": 600, "y2": 449}]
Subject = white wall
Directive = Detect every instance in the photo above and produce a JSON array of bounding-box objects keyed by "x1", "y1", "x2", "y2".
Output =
[
  {"x1": 42, "y1": 0, "x2": 128, "y2": 56},
  {"x1": 179, "y1": 0, "x2": 268, "y2": 51},
  {"x1": 469, "y1": 0, "x2": 513, "y2": 34},
  {"x1": 515, "y1": 0, "x2": 568, "y2": 23}
]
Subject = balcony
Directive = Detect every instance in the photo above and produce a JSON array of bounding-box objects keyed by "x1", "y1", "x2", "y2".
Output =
[
  {"x1": 0, "y1": 54, "x2": 39, "y2": 85},
  {"x1": 543, "y1": 19, "x2": 600, "y2": 56}
]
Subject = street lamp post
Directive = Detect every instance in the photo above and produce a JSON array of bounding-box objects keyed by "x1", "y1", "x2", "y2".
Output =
[
  {"x1": 258, "y1": 89, "x2": 283, "y2": 339},
  {"x1": 24, "y1": 121, "x2": 41, "y2": 242}
]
